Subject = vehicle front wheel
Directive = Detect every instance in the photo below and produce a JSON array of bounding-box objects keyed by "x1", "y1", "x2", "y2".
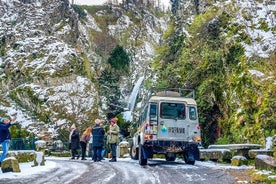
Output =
[{"x1": 130, "y1": 142, "x2": 139, "y2": 160}]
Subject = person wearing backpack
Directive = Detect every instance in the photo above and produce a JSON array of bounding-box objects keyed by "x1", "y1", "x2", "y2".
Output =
[{"x1": 0, "y1": 114, "x2": 17, "y2": 166}]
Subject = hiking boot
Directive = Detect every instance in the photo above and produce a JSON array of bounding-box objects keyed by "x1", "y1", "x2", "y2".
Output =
[{"x1": 109, "y1": 157, "x2": 117, "y2": 162}]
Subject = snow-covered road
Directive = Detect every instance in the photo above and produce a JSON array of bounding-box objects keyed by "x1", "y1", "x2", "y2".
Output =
[{"x1": 1, "y1": 157, "x2": 250, "y2": 184}]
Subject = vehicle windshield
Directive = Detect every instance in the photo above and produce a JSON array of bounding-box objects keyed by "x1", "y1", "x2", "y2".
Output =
[{"x1": 160, "y1": 102, "x2": 185, "y2": 119}]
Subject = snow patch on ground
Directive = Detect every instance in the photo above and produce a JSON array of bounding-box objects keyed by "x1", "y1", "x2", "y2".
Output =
[{"x1": 0, "y1": 160, "x2": 57, "y2": 178}]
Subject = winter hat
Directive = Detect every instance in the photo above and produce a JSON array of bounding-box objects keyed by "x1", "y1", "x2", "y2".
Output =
[
  {"x1": 0, "y1": 117, "x2": 5, "y2": 122},
  {"x1": 95, "y1": 119, "x2": 101, "y2": 125},
  {"x1": 70, "y1": 123, "x2": 76, "y2": 129},
  {"x1": 110, "y1": 117, "x2": 118, "y2": 123}
]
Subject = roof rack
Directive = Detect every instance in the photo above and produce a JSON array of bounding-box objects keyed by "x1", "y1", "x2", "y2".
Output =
[{"x1": 150, "y1": 88, "x2": 195, "y2": 99}]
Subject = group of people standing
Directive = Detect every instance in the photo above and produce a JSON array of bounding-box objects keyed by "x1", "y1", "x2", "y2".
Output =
[
  {"x1": 68, "y1": 117, "x2": 120, "y2": 162},
  {"x1": 0, "y1": 114, "x2": 120, "y2": 166}
]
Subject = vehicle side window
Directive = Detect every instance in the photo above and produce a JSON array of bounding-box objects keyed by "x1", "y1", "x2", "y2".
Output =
[
  {"x1": 142, "y1": 106, "x2": 148, "y2": 122},
  {"x1": 150, "y1": 104, "x2": 157, "y2": 118},
  {"x1": 189, "y1": 107, "x2": 197, "y2": 120}
]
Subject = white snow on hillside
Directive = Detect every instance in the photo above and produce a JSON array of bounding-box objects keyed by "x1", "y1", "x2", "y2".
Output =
[
  {"x1": 235, "y1": 0, "x2": 276, "y2": 58},
  {"x1": 0, "y1": 0, "x2": 275, "y2": 138}
]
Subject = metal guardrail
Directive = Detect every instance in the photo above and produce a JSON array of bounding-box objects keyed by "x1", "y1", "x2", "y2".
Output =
[{"x1": 9, "y1": 138, "x2": 36, "y2": 150}]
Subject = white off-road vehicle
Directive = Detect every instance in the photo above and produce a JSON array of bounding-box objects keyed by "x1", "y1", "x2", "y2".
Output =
[{"x1": 130, "y1": 89, "x2": 201, "y2": 165}]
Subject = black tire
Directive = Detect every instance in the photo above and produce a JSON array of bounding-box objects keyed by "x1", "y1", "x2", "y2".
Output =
[
  {"x1": 165, "y1": 153, "x2": 176, "y2": 161},
  {"x1": 130, "y1": 142, "x2": 139, "y2": 160},
  {"x1": 138, "y1": 144, "x2": 147, "y2": 165},
  {"x1": 183, "y1": 152, "x2": 195, "y2": 165}
]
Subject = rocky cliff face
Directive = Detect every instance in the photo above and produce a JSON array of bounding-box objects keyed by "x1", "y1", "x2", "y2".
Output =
[
  {"x1": 0, "y1": 0, "x2": 96, "y2": 136},
  {"x1": 0, "y1": 0, "x2": 171, "y2": 137},
  {"x1": 2, "y1": 0, "x2": 274, "y2": 145}
]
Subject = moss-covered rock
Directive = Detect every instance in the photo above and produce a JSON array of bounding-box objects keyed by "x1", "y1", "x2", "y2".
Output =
[
  {"x1": 255, "y1": 155, "x2": 276, "y2": 172},
  {"x1": 119, "y1": 141, "x2": 129, "y2": 158},
  {"x1": 248, "y1": 149, "x2": 275, "y2": 159},
  {"x1": 1, "y1": 157, "x2": 21, "y2": 173},
  {"x1": 32, "y1": 152, "x2": 45, "y2": 167},
  {"x1": 6, "y1": 151, "x2": 36, "y2": 163},
  {"x1": 231, "y1": 155, "x2": 248, "y2": 166},
  {"x1": 50, "y1": 151, "x2": 71, "y2": 157},
  {"x1": 200, "y1": 149, "x2": 232, "y2": 162}
]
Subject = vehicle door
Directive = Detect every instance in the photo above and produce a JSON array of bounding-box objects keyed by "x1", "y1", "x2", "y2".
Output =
[{"x1": 157, "y1": 101, "x2": 187, "y2": 141}]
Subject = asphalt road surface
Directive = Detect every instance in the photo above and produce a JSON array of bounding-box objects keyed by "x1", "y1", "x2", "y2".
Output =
[{"x1": 1, "y1": 158, "x2": 238, "y2": 184}]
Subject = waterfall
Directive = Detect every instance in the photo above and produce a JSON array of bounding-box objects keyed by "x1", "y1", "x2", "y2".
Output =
[
  {"x1": 123, "y1": 76, "x2": 144, "y2": 122},
  {"x1": 128, "y1": 76, "x2": 144, "y2": 111}
]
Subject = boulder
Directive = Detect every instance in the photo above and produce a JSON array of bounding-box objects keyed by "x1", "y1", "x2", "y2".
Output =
[
  {"x1": 7, "y1": 151, "x2": 36, "y2": 163},
  {"x1": 200, "y1": 149, "x2": 232, "y2": 162},
  {"x1": 53, "y1": 140, "x2": 64, "y2": 151},
  {"x1": 32, "y1": 151, "x2": 45, "y2": 167},
  {"x1": 119, "y1": 141, "x2": 129, "y2": 158},
  {"x1": 255, "y1": 155, "x2": 276, "y2": 171},
  {"x1": 231, "y1": 155, "x2": 248, "y2": 166},
  {"x1": 248, "y1": 149, "x2": 275, "y2": 159},
  {"x1": 35, "y1": 140, "x2": 46, "y2": 154},
  {"x1": 208, "y1": 144, "x2": 262, "y2": 158},
  {"x1": 1, "y1": 157, "x2": 21, "y2": 173}
]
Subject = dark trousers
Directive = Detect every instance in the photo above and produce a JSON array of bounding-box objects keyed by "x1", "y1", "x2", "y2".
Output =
[
  {"x1": 110, "y1": 143, "x2": 117, "y2": 157},
  {"x1": 71, "y1": 148, "x2": 79, "y2": 158},
  {"x1": 88, "y1": 143, "x2": 93, "y2": 157},
  {"x1": 80, "y1": 141, "x2": 87, "y2": 159},
  {"x1": 93, "y1": 146, "x2": 103, "y2": 161}
]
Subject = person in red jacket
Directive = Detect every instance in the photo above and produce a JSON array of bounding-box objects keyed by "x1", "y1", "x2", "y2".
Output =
[{"x1": 0, "y1": 115, "x2": 17, "y2": 166}]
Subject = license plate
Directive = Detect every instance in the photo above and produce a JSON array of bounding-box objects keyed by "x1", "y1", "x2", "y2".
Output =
[{"x1": 168, "y1": 127, "x2": 185, "y2": 134}]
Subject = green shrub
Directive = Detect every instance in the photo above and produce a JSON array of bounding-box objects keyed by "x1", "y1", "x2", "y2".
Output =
[{"x1": 72, "y1": 5, "x2": 87, "y2": 20}]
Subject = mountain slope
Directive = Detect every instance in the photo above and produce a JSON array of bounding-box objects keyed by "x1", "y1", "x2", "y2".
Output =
[
  {"x1": 152, "y1": 0, "x2": 276, "y2": 146},
  {"x1": 0, "y1": 0, "x2": 169, "y2": 140}
]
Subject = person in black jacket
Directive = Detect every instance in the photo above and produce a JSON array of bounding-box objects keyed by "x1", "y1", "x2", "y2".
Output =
[
  {"x1": 0, "y1": 115, "x2": 17, "y2": 166},
  {"x1": 69, "y1": 123, "x2": 80, "y2": 159},
  {"x1": 92, "y1": 119, "x2": 105, "y2": 162}
]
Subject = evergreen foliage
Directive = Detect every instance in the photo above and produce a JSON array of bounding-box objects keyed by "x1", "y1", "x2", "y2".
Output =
[
  {"x1": 152, "y1": 4, "x2": 276, "y2": 147},
  {"x1": 0, "y1": 37, "x2": 5, "y2": 56},
  {"x1": 107, "y1": 45, "x2": 130, "y2": 75},
  {"x1": 99, "y1": 45, "x2": 130, "y2": 120},
  {"x1": 72, "y1": 5, "x2": 87, "y2": 20},
  {"x1": 10, "y1": 124, "x2": 29, "y2": 138}
]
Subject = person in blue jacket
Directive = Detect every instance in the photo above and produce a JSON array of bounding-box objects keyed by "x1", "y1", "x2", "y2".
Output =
[
  {"x1": 0, "y1": 115, "x2": 17, "y2": 166},
  {"x1": 92, "y1": 119, "x2": 105, "y2": 162}
]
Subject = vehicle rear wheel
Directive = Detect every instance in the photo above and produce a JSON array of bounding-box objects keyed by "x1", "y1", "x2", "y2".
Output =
[
  {"x1": 130, "y1": 142, "x2": 138, "y2": 160},
  {"x1": 165, "y1": 153, "x2": 176, "y2": 161},
  {"x1": 183, "y1": 152, "x2": 195, "y2": 165},
  {"x1": 138, "y1": 144, "x2": 147, "y2": 165}
]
